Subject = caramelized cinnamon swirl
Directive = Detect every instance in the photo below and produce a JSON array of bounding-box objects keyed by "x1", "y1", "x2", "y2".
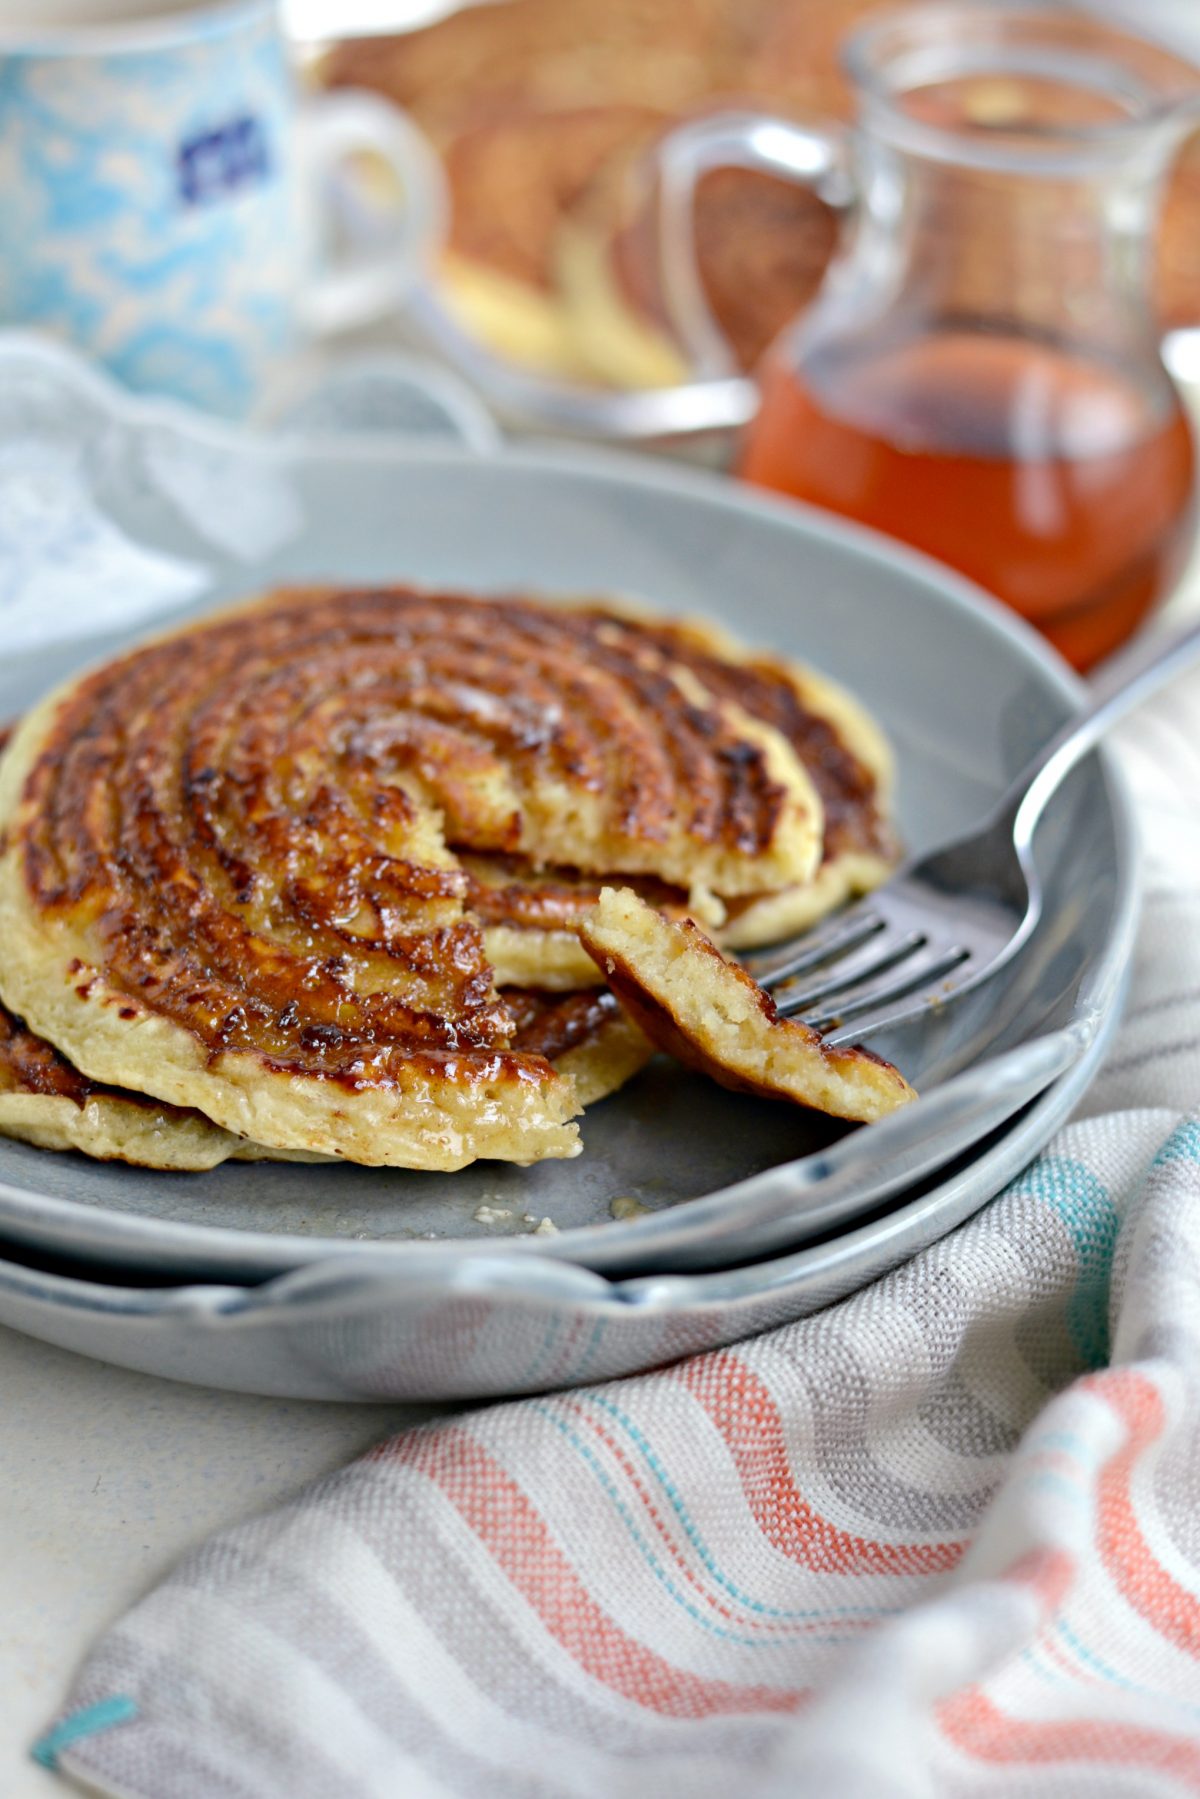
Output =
[
  {"x1": 0, "y1": 998, "x2": 272, "y2": 1169},
  {"x1": 0, "y1": 586, "x2": 818, "y2": 1168},
  {"x1": 466, "y1": 607, "x2": 897, "y2": 984},
  {"x1": 0, "y1": 987, "x2": 648, "y2": 1169}
]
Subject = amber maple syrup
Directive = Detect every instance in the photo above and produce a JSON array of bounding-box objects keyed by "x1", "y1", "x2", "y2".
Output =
[{"x1": 741, "y1": 329, "x2": 1196, "y2": 669}]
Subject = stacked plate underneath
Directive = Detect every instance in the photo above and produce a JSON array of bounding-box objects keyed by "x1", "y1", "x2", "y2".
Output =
[{"x1": 0, "y1": 341, "x2": 1135, "y2": 1400}]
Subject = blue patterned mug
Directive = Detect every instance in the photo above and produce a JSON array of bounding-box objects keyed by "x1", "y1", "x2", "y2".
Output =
[{"x1": 0, "y1": 0, "x2": 445, "y2": 416}]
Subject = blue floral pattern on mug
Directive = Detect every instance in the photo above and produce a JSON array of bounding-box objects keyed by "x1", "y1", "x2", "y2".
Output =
[{"x1": 0, "y1": 2, "x2": 301, "y2": 417}]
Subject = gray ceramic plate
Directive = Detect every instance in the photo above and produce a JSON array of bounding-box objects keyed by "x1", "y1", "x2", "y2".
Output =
[
  {"x1": 0, "y1": 338, "x2": 1136, "y2": 1282},
  {"x1": 0, "y1": 989, "x2": 1121, "y2": 1401}
]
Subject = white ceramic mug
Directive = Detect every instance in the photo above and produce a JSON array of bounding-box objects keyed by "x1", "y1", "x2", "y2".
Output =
[{"x1": 0, "y1": 0, "x2": 446, "y2": 416}]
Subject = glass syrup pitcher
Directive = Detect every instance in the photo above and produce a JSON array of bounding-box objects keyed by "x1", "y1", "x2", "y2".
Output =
[{"x1": 655, "y1": 4, "x2": 1200, "y2": 668}]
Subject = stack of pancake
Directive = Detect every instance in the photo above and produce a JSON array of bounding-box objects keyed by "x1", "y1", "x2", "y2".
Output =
[
  {"x1": 0, "y1": 586, "x2": 911, "y2": 1174},
  {"x1": 319, "y1": 0, "x2": 1200, "y2": 388},
  {"x1": 319, "y1": 0, "x2": 865, "y2": 385}
]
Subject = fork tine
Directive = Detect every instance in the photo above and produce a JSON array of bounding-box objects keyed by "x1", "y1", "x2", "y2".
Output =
[
  {"x1": 821, "y1": 987, "x2": 966, "y2": 1049},
  {"x1": 801, "y1": 944, "x2": 972, "y2": 1035},
  {"x1": 773, "y1": 929, "x2": 927, "y2": 1015},
  {"x1": 738, "y1": 904, "x2": 884, "y2": 989}
]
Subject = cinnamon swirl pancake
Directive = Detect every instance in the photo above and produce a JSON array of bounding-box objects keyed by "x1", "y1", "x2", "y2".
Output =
[
  {"x1": 464, "y1": 853, "x2": 699, "y2": 990},
  {"x1": 580, "y1": 888, "x2": 915, "y2": 1123},
  {"x1": 0, "y1": 990, "x2": 649, "y2": 1169},
  {"x1": 501, "y1": 987, "x2": 652, "y2": 1107},
  {"x1": 0, "y1": 585, "x2": 820, "y2": 1170},
  {"x1": 464, "y1": 607, "x2": 896, "y2": 988},
  {"x1": 0, "y1": 999, "x2": 259, "y2": 1170},
  {"x1": 635, "y1": 613, "x2": 897, "y2": 949}
]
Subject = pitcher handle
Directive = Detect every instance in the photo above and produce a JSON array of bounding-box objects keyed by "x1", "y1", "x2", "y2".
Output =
[{"x1": 655, "y1": 110, "x2": 852, "y2": 377}]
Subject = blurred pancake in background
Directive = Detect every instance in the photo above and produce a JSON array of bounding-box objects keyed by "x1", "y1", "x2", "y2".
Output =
[
  {"x1": 317, "y1": 0, "x2": 880, "y2": 381},
  {"x1": 318, "y1": 0, "x2": 741, "y2": 133},
  {"x1": 437, "y1": 102, "x2": 669, "y2": 377},
  {"x1": 319, "y1": 0, "x2": 1200, "y2": 387}
]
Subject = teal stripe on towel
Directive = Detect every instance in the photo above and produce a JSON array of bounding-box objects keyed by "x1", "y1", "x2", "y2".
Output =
[
  {"x1": 1153, "y1": 1117, "x2": 1200, "y2": 1167},
  {"x1": 32, "y1": 1696, "x2": 138, "y2": 1769},
  {"x1": 1013, "y1": 1156, "x2": 1119, "y2": 1369}
]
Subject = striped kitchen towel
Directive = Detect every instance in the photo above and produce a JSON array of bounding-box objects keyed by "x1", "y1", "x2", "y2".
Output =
[{"x1": 36, "y1": 663, "x2": 1200, "y2": 1797}]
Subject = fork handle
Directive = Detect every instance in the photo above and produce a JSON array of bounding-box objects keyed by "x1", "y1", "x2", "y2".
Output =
[{"x1": 1008, "y1": 617, "x2": 1200, "y2": 845}]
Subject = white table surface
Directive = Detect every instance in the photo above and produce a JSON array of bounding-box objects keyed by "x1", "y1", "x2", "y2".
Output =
[{"x1": 0, "y1": 1324, "x2": 435, "y2": 1795}]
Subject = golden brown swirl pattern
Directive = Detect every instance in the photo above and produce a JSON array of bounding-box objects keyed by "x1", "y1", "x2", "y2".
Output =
[
  {"x1": 456, "y1": 609, "x2": 897, "y2": 981},
  {"x1": 0, "y1": 586, "x2": 819, "y2": 1169},
  {"x1": 0, "y1": 987, "x2": 650, "y2": 1169}
]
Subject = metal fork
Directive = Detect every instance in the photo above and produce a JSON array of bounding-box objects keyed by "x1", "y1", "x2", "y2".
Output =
[{"x1": 741, "y1": 617, "x2": 1200, "y2": 1046}]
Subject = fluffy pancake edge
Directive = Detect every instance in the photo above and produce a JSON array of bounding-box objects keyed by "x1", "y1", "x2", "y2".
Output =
[{"x1": 0, "y1": 684, "x2": 582, "y2": 1172}]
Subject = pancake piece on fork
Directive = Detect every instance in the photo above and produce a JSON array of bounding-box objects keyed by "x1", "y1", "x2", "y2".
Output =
[{"x1": 580, "y1": 887, "x2": 916, "y2": 1123}]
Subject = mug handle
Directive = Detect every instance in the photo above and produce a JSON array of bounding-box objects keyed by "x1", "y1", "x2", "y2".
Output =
[
  {"x1": 654, "y1": 110, "x2": 852, "y2": 377},
  {"x1": 297, "y1": 89, "x2": 447, "y2": 338}
]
